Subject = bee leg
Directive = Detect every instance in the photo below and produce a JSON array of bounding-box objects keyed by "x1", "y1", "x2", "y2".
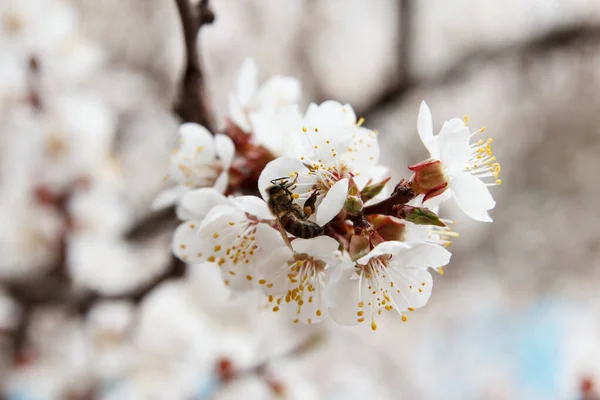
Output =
[
  {"x1": 302, "y1": 190, "x2": 319, "y2": 218},
  {"x1": 283, "y1": 172, "x2": 299, "y2": 190}
]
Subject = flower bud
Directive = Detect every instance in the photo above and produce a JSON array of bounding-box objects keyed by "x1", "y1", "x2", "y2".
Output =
[
  {"x1": 367, "y1": 214, "x2": 406, "y2": 242},
  {"x1": 361, "y1": 177, "x2": 391, "y2": 203},
  {"x1": 408, "y1": 158, "x2": 449, "y2": 201},
  {"x1": 395, "y1": 205, "x2": 446, "y2": 227},
  {"x1": 344, "y1": 195, "x2": 363, "y2": 216}
]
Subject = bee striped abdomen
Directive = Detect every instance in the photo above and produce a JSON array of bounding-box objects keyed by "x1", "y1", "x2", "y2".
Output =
[{"x1": 280, "y1": 214, "x2": 323, "y2": 239}]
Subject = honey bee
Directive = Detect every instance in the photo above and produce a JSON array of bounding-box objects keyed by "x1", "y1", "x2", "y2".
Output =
[{"x1": 266, "y1": 173, "x2": 323, "y2": 239}]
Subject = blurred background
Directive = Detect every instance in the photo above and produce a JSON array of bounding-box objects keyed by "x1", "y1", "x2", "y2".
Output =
[{"x1": 1, "y1": 0, "x2": 600, "y2": 399}]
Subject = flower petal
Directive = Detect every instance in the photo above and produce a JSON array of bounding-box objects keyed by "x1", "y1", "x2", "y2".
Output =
[
  {"x1": 236, "y1": 58, "x2": 258, "y2": 106},
  {"x1": 417, "y1": 101, "x2": 437, "y2": 157},
  {"x1": 437, "y1": 121, "x2": 471, "y2": 172},
  {"x1": 214, "y1": 133, "x2": 236, "y2": 168},
  {"x1": 228, "y1": 94, "x2": 250, "y2": 132},
  {"x1": 257, "y1": 157, "x2": 307, "y2": 200},
  {"x1": 357, "y1": 240, "x2": 410, "y2": 264},
  {"x1": 316, "y1": 178, "x2": 348, "y2": 226},
  {"x1": 178, "y1": 188, "x2": 230, "y2": 220},
  {"x1": 326, "y1": 266, "x2": 360, "y2": 326},
  {"x1": 387, "y1": 266, "x2": 433, "y2": 309},
  {"x1": 234, "y1": 196, "x2": 274, "y2": 220},
  {"x1": 292, "y1": 236, "x2": 340, "y2": 261},
  {"x1": 256, "y1": 75, "x2": 301, "y2": 113},
  {"x1": 172, "y1": 220, "x2": 208, "y2": 263},
  {"x1": 212, "y1": 171, "x2": 229, "y2": 194},
  {"x1": 450, "y1": 172, "x2": 496, "y2": 222},
  {"x1": 253, "y1": 222, "x2": 287, "y2": 258},
  {"x1": 151, "y1": 185, "x2": 188, "y2": 211},
  {"x1": 261, "y1": 246, "x2": 295, "y2": 295},
  {"x1": 398, "y1": 243, "x2": 451, "y2": 269},
  {"x1": 177, "y1": 123, "x2": 215, "y2": 162}
]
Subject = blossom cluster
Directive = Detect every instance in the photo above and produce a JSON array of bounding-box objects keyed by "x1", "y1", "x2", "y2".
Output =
[{"x1": 164, "y1": 59, "x2": 502, "y2": 330}]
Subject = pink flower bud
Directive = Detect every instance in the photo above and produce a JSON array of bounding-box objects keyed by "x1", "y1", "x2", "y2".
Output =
[{"x1": 408, "y1": 159, "x2": 449, "y2": 201}]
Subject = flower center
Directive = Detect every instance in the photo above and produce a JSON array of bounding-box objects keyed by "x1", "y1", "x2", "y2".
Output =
[
  {"x1": 269, "y1": 253, "x2": 326, "y2": 324},
  {"x1": 356, "y1": 255, "x2": 408, "y2": 330}
]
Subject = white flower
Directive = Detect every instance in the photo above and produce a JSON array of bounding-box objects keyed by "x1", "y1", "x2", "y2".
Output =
[
  {"x1": 228, "y1": 58, "x2": 300, "y2": 134},
  {"x1": 415, "y1": 101, "x2": 501, "y2": 222},
  {"x1": 258, "y1": 101, "x2": 379, "y2": 227},
  {"x1": 327, "y1": 241, "x2": 451, "y2": 330},
  {"x1": 172, "y1": 189, "x2": 285, "y2": 290},
  {"x1": 152, "y1": 123, "x2": 235, "y2": 211},
  {"x1": 260, "y1": 236, "x2": 344, "y2": 325}
]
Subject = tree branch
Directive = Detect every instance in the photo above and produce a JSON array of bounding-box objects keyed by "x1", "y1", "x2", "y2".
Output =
[
  {"x1": 174, "y1": 0, "x2": 216, "y2": 130},
  {"x1": 359, "y1": 24, "x2": 600, "y2": 119}
]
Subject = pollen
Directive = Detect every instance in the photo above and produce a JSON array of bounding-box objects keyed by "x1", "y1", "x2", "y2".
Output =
[
  {"x1": 189, "y1": 223, "x2": 195, "y2": 229},
  {"x1": 208, "y1": 256, "x2": 215, "y2": 262},
  {"x1": 213, "y1": 233, "x2": 219, "y2": 239},
  {"x1": 371, "y1": 321, "x2": 377, "y2": 331},
  {"x1": 259, "y1": 279, "x2": 266, "y2": 285},
  {"x1": 402, "y1": 315, "x2": 408, "y2": 322},
  {"x1": 316, "y1": 309, "x2": 322, "y2": 317},
  {"x1": 314, "y1": 145, "x2": 319, "y2": 149},
  {"x1": 292, "y1": 193, "x2": 300, "y2": 199},
  {"x1": 314, "y1": 127, "x2": 319, "y2": 132},
  {"x1": 214, "y1": 245, "x2": 221, "y2": 252},
  {"x1": 196, "y1": 145, "x2": 204, "y2": 152},
  {"x1": 302, "y1": 127, "x2": 307, "y2": 133},
  {"x1": 407, "y1": 307, "x2": 415, "y2": 312},
  {"x1": 463, "y1": 115, "x2": 470, "y2": 125},
  {"x1": 180, "y1": 244, "x2": 186, "y2": 249},
  {"x1": 438, "y1": 266, "x2": 445, "y2": 275},
  {"x1": 246, "y1": 275, "x2": 253, "y2": 281},
  {"x1": 356, "y1": 117, "x2": 365, "y2": 127},
  {"x1": 228, "y1": 222, "x2": 235, "y2": 226}
]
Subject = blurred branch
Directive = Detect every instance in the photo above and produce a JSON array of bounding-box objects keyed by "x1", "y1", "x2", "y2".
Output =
[
  {"x1": 359, "y1": 24, "x2": 600, "y2": 119},
  {"x1": 174, "y1": 0, "x2": 216, "y2": 130},
  {"x1": 125, "y1": 205, "x2": 176, "y2": 241}
]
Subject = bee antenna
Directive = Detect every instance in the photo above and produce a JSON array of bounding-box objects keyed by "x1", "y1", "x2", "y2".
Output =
[{"x1": 270, "y1": 176, "x2": 288, "y2": 184}]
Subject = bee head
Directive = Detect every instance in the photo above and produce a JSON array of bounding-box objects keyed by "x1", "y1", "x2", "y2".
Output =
[{"x1": 267, "y1": 185, "x2": 284, "y2": 196}]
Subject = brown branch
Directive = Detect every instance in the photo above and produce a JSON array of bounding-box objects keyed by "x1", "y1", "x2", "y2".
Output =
[
  {"x1": 359, "y1": 24, "x2": 600, "y2": 119},
  {"x1": 174, "y1": 0, "x2": 216, "y2": 130},
  {"x1": 363, "y1": 182, "x2": 414, "y2": 216}
]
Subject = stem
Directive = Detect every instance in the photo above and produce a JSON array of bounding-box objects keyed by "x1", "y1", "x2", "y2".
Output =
[
  {"x1": 174, "y1": 0, "x2": 216, "y2": 130},
  {"x1": 363, "y1": 183, "x2": 414, "y2": 216}
]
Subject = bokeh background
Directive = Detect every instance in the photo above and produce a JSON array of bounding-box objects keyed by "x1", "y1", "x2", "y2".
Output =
[{"x1": 2, "y1": 0, "x2": 600, "y2": 399}]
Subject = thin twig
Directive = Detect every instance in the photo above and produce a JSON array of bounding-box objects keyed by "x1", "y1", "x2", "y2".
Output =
[
  {"x1": 174, "y1": 0, "x2": 216, "y2": 130},
  {"x1": 359, "y1": 24, "x2": 600, "y2": 119}
]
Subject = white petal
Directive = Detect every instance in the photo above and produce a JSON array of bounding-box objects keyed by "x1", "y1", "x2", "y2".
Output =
[
  {"x1": 214, "y1": 133, "x2": 236, "y2": 168},
  {"x1": 178, "y1": 122, "x2": 215, "y2": 162},
  {"x1": 417, "y1": 101, "x2": 437, "y2": 157},
  {"x1": 178, "y1": 188, "x2": 229, "y2": 220},
  {"x1": 450, "y1": 172, "x2": 496, "y2": 222},
  {"x1": 261, "y1": 246, "x2": 295, "y2": 295},
  {"x1": 437, "y1": 123, "x2": 471, "y2": 172},
  {"x1": 316, "y1": 178, "x2": 348, "y2": 226},
  {"x1": 151, "y1": 185, "x2": 188, "y2": 211},
  {"x1": 256, "y1": 75, "x2": 301, "y2": 112},
  {"x1": 357, "y1": 240, "x2": 410, "y2": 264},
  {"x1": 234, "y1": 196, "x2": 274, "y2": 220},
  {"x1": 228, "y1": 95, "x2": 250, "y2": 132},
  {"x1": 387, "y1": 266, "x2": 433, "y2": 309},
  {"x1": 253, "y1": 222, "x2": 287, "y2": 258},
  {"x1": 172, "y1": 220, "x2": 208, "y2": 263},
  {"x1": 257, "y1": 157, "x2": 307, "y2": 200},
  {"x1": 292, "y1": 236, "x2": 340, "y2": 261},
  {"x1": 236, "y1": 58, "x2": 258, "y2": 106},
  {"x1": 198, "y1": 204, "x2": 245, "y2": 231},
  {"x1": 397, "y1": 243, "x2": 451, "y2": 269},
  {"x1": 213, "y1": 171, "x2": 229, "y2": 193},
  {"x1": 326, "y1": 267, "x2": 360, "y2": 326}
]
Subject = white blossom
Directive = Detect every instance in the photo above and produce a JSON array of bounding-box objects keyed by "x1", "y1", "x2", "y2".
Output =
[
  {"x1": 172, "y1": 189, "x2": 285, "y2": 290},
  {"x1": 415, "y1": 101, "x2": 501, "y2": 222},
  {"x1": 327, "y1": 241, "x2": 451, "y2": 330},
  {"x1": 261, "y1": 236, "x2": 345, "y2": 325},
  {"x1": 258, "y1": 101, "x2": 379, "y2": 227},
  {"x1": 228, "y1": 58, "x2": 301, "y2": 156},
  {"x1": 152, "y1": 123, "x2": 235, "y2": 211}
]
